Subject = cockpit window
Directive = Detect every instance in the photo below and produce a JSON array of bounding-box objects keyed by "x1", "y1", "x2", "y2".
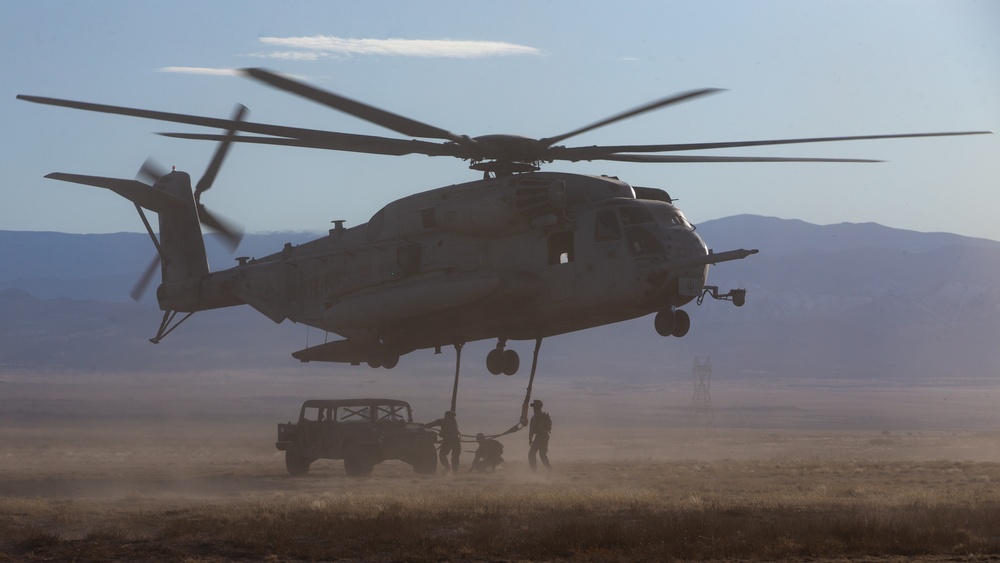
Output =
[
  {"x1": 619, "y1": 206, "x2": 654, "y2": 226},
  {"x1": 624, "y1": 225, "x2": 663, "y2": 256},
  {"x1": 594, "y1": 209, "x2": 622, "y2": 242},
  {"x1": 672, "y1": 209, "x2": 692, "y2": 228},
  {"x1": 650, "y1": 205, "x2": 694, "y2": 230}
]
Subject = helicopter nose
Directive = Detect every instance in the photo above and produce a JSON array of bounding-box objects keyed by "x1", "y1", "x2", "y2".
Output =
[{"x1": 674, "y1": 227, "x2": 708, "y2": 259}]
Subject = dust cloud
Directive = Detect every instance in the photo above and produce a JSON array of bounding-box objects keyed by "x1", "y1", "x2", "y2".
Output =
[{"x1": 2, "y1": 367, "x2": 1000, "y2": 558}]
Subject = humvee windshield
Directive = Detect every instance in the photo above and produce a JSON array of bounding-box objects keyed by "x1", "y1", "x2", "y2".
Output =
[{"x1": 299, "y1": 400, "x2": 413, "y2": 423}]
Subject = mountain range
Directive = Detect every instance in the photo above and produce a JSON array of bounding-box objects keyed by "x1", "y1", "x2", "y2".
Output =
[{"x1": 2, "y1": 216, "x2": 999, "y2": 382}]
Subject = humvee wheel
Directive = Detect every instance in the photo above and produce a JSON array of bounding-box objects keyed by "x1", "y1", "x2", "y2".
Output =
[
  {"x1": 412, "y1": 444, "x2": 438, "y2": 475},
  {"x1": 285, "y1": 445, "x2": 311, "y2": 476}
]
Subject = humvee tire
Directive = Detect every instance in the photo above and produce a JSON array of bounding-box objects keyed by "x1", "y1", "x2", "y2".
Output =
[{"x1": 285, "y1": 444, "x2": 312, "y2": 476}]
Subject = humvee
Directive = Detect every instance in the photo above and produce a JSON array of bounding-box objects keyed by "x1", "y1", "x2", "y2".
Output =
[{"x1": 276, "y1": 398, "x2": 438, "y2": 476}]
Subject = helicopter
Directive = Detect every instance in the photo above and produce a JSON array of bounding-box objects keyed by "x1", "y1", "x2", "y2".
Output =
[{"x1": 16, "y1": 69, "x2": 992, "y2": 377}]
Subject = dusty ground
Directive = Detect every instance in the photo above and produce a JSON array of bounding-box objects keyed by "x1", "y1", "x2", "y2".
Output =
[{"x1": 1, "y1": 368, "x2": 999, "y2": 561}]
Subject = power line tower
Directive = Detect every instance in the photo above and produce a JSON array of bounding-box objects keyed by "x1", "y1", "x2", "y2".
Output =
[{"x1": 688, "y1": 356, "x2": 715, "y2": 427}]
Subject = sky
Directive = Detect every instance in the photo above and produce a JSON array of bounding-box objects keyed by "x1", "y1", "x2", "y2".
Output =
[{"x1": 3, "y1": 1, "x2": 999, "y2": 241}]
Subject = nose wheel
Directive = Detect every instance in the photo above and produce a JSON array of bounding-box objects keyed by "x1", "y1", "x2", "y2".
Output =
[
  {"x1": 654, "y1": 308, "x2": 690, "y2": 338},
  {"x1": 486, "y1": 340, "x2": 520, "y2": 375}
]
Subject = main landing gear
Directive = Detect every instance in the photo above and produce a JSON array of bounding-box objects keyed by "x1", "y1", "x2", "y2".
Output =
[
  {"x1": 444, "y1": 337, "x2": 543, "y2": 441},
  {"x1": 486, "y1": 338, "x2": 520, "y2": 376},
  {"x1": 654, "y1": 308, "x2": 690, "y2": 338},
  {"x1": 365, "y1": 342, "x2": 400, "y2": 369}
]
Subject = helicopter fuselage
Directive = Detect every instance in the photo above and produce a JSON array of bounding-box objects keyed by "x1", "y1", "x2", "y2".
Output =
[{"x1": 157, "y1": 171, "x2": 738, "y2": 367}]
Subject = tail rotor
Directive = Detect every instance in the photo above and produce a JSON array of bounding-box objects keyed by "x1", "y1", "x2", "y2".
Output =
[{"x1": 43, "y1": 105, "x2": 249, "y2": 302}]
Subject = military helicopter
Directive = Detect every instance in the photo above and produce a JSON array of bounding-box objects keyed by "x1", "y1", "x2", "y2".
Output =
[{"x1": 17, "y1": 70, "x2": 991, "y2": 378}]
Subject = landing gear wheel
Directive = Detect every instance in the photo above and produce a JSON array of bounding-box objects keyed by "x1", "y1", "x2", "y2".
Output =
[
  {"x1": 672, "y1": 309, "x2": 691, "y2": 338},
  {"x1": 486, "y1": 348, "x2": 504, "y2": 375},
  {"x1": 366, "y1": 347, "x2": 383, "y2": 369},
  {"x1": 501, "y1": 349, "x2": 520, "y2": 376},
  {"x1": 366, "y1": 344, "x2": 399, "y2": 369},
  {"x1": 654, "y1": 309, "x2": 676, "y2": 337},
  {"x1": 381, "y1": 351, "x2": 399, "y2": 369}
]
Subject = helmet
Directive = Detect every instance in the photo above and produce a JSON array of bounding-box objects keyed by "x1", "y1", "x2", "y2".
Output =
[
  {"x1": 476, "y1": 433, "x2": 486, "y2": 441},
  {"x1": 530, "y1": 399, "x2": 543, "y2": 408},
  {"x1": 445, "y1": 410, "x2": 455, "y2": 418}
]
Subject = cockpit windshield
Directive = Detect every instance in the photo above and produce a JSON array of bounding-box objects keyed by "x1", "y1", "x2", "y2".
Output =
[
  {"x1": 617, "y1": 206, "x2": 663, "y2": 256},
  {"x1": 650, "y1": 205, "x2": 693, "y2": 230}
]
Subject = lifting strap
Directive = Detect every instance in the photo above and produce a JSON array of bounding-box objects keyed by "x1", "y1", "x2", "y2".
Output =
[
  {"x1": 439, "y1": 338, "x2": 544, "y2": 442},
  {"x1": 450, "y1": 342, "x2": 463, "y2": 414}
]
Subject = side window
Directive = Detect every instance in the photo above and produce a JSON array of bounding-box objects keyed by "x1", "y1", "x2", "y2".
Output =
[
  {"x1": 548, "y1": 231, "x2": 574, "y2": 265},
  {"x1": 594, "y1": 209, "x2": 622, "y2": 242},
  {"x1": 619, "y1": 206, "x2": 653, "y2": 226}
]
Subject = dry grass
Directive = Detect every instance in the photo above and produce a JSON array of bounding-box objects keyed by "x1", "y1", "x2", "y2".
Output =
[
  {"x1": 3, "y1": 457, "x2": 1000, "y2": 561},
  {"x1": 2, "y1": 370, "x2": 1000, "y2": 561}
]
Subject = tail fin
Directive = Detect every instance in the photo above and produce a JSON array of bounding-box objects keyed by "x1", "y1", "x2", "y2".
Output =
[
  {"x1": 44, "y1": 168, "x2": 209, "y2": 284},
  {"x1": 152, "y1": 170, "x2": 209, "y2": 283}
]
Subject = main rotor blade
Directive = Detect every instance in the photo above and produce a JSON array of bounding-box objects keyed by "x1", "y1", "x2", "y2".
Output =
[
  {"x1": 195, "y1": 104, "x2": 248, "y2": 202},
  {"x1": 550, "y1": 130, "x2": 995, "y2": 160},
  {"x1": 539, "y1": 88, "x2": 723, "y2": 147},
  {"x1": 242, "y1": 68, "x2": 471, "y2": 145},
  {"x1": 158, "y1": 132, "x2": 464, "y2": 157},
  {"x1": 597, "y1": 154, "x2": 882, "y2": 163},
  {"x1": 17, "y1": 94, "x2": 447, "y2": 157}
]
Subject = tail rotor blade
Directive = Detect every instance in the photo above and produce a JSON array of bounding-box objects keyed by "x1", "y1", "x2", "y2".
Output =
[
  {"x1": 195, "y1": 104, "x2": 248, "y2": 202},
  {"x1": 198, "y1": 204, "x2": 244, "y2": 251},
  {"x1": 137, "y1": 157, "x2": 167, "y2": 185},
  {"x1": 130, "y1": 254, "x2": 160, "y2": 302}
]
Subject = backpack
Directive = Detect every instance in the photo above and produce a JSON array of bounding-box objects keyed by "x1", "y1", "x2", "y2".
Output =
[{"x1": 536, "y1": 411, "x2": 552, "y2": 433}]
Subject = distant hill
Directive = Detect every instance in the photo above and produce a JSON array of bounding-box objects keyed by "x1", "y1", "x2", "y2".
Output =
[
  {"x1": 2, "y1": 217, "x2": 999, "y2": 381},
  {"x1": 0, "y1": 231, "x2": 320, "y2": 303}
]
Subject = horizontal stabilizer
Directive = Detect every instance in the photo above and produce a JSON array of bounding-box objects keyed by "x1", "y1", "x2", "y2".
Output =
[
  {"x1": 292, "y1": 339, "x2": 366, "y2": 363},
  {"x1": 45, "y1": 172, "x2": 188, "y2": 213}
]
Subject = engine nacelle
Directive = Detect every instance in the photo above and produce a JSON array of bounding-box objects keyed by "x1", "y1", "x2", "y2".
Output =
[
  {"x1": 433, "y1": 177, "x2": 566, "y2": 237},
  {"x1": 368, "y1": 176, "x2": 566, "y2": 240}
]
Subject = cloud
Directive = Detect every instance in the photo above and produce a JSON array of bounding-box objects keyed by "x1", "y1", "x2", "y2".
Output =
[
  {"x1": 157, "y1": 67, "x2": 242, "y2": 76},
  {"x1": 255, "y1": 35, "x2": 542, "y2": 59}
]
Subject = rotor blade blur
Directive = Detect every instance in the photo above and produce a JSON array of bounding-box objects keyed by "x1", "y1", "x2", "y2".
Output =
[
  {"x1": 17, "y1": 95, "x2": 446, "y2": 156},
  {"x1": 195, "y1": 104, "x2": 248, "y2": 202},
  {"x1": 551, "y1": 130, "x2": 995, "y2": 160},
  {"x1": 198, "y1": 204, "x2": 244, "y2": 251},
  {"x1": 44, "y1": 173, "x2": 189, "y2": 212},
  {"x1": 130, "y1": 254, "x2": 160, "y2": 302},
  {"x1": 539, "y1": 88, "x2": 723, "y2": 147},
  {"x1": 158, "y1": 132, "x2": 463, "y2": 157},
  {"x1": 136, "y1": 157, "x2": 167, "y2": 184},
  {"x1": 242, "y1": 68, "x2": 471, "y2": 144},
  {"x1": 596, "y1": 154, "x2": 882, "y2": 163}
]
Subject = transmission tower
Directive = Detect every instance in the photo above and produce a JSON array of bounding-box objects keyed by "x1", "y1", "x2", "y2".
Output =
[{"x1": 688, "y1": 356, "x2": 715, "y2": 427}]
